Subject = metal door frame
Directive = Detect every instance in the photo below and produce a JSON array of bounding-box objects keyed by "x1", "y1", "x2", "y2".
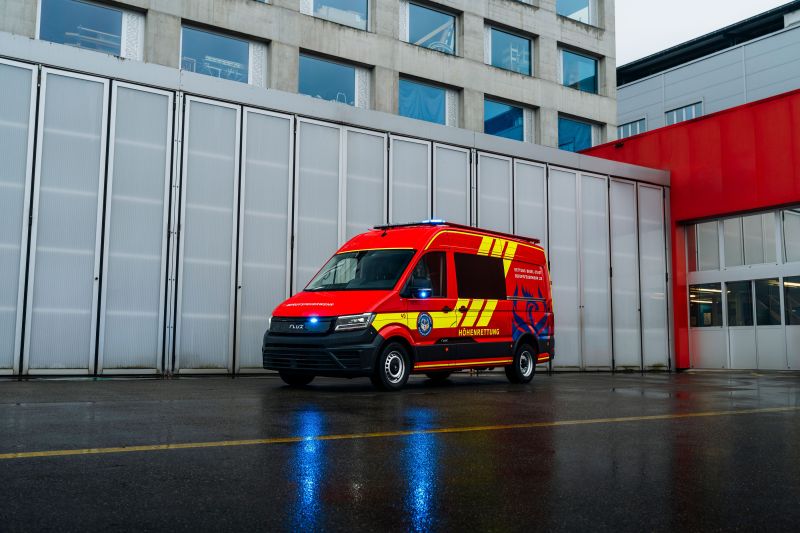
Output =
[
  {"x1": 174, "y1": 95, "x2": 241, "y2": 374},
  {"x1": 432, "y1": 143, "x2": 471, "y2": 225},
  {"x1": 23, "y1": 68, "x2": 110, "y2": 375},
  {"x1": 235, "y1": 107, "x2": 295, "y2": 374},
  {"x1": 98, "y1": 81, "x2": 174, "y2": 375},
  {"x1": 0, "y1": 58, "x2": 37, "y2": 376}
]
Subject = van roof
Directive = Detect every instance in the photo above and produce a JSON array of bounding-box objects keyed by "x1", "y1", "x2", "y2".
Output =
[{"x1": 339, "y1": 220, "x2": 541, "y2": 253}]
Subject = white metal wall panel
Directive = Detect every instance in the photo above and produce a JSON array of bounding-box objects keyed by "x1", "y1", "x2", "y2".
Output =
[
  {"x1": 237, "y1": 109, "x2": 293, "y2": 371},
  {"x1": 609, "y1": 180, "x2": 642, "y2": 368},
  {"x1": 0, "y1": 60, "x2": 36, "y2": 374},
  {"x1": 638, "y1": 185, "x2": 670, "y2": 369},
  {"x1": 690, "y1": 329, "x2": 727, "y2": 369},
  {"x1": 478, "y1": 153, "x2": 512, "y2": 233},
  {"x1": 756, "y1": 327, "x2": 788, "y2": 370},
  {"x1": 176, "y1": 98, "x2": 240, "y2": 372},
  {"x1": 345, "y1": 128, "x2": 387, "y2": 239},
  {"x1": 580, "y1": 174, "x2": 612, "y2": 368},
  {"x1": 295, "y1": 120, "x2": 341, "y2": 291},
  {"x1": 24, "y1": 70, "x2": 109, "y2": 374},
  {"x1": 433, "y1": 144, "x2": 470, "y2": 225},
  {"x1": 787, "y1": 326, "x2": 800, "y2": 370},
  {"x1": 390, "y1": 136, "x2": 430, "y2": 224},
  {"x1": 548, "y1": 168, "x2": 581, "y2": 368},
  {"x1": 99, "y1": 83, "x2": 172, "y2": 373},
  {"x1": 513, "y1": 161, "x2": 547, "y2": 249},
  {"x1": 729, "y1": 327, "x2": 757, "y2": 369},
  {"x1": 745, "y1": 27, "x2": 800, "y2": 103}
]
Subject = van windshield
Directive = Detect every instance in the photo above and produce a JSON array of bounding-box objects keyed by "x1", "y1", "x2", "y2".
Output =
[{"x1": 305, "y1": 249, "x2": 416, "y2": 291}]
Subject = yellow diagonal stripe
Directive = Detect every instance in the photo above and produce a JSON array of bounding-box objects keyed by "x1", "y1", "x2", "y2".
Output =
[
  {"x1": 460, "y1": 299, "x2": 484, "y2": 327},
  {"x1": 504, "y1": 259, "x2": 512, "y2": 276},
  {"x1": 372, "y1": 313, "x2": 407, "y2": 331},
  {"x1": 490, "y1": 238, "x2": 505, "y2": 257},
  {"x1": 477, "y1": 237, "x2": 493, "y2": 256},
  {"x1": 475, "y1": 300, "x2": 498, "y2": 327},
  {"x1": 1, "y1": 407, "x2": 796, "y2": 461},
  {"x1": 503, "y1": 241, "x2": 518, "y2": 260}
]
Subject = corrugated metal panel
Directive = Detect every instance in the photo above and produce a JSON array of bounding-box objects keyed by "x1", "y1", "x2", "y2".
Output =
[
  {"x1": 638, "y1": 185, "x2": 670, "y2": 369},
  {"x1": 0, "y1": 60, "x2": 35, "y2": 374},
  {"x1": 433, "y1": 144, "x2": 470, "y2": 225},
  {"x1": 345, "y1": 128, "x2": 386, "y2": 239},
  {"x1": 237, "y1": 109, "x2": 293, "y2": 370},
  {"x1": 513, "y1": 160, "x2": 547, "y2": 249},
  {"x1": 99, "y1": 83, "x2": 172, "y2": 372},
  {"x1": 176, "y1": 97, "x2": 240, "y2": 372},
  {"x1": 477, "y1": 153, "x2": 512, "y2": 233},
  {"x1": 745, "y1": 28, "x2": 800, "y2": 102},
  {"x1": 389, "y1": 136, "x2": 431, "y2": 224}
]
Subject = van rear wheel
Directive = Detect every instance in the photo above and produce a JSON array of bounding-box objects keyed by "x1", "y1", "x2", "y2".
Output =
[
  {"x1": 279, "y1": 371, "x2": 315, "y2": 387},
  {"x1": 505, "y1": 343, "x2": 536, "y2": 384},
  {"x1": 372, "y1": 342, "x2": 410, "y2": 391}
]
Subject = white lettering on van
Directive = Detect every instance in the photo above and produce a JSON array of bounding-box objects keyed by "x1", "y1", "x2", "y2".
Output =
[{"x1": 512, "y1": 266, "x2": 544, "y2": 281}]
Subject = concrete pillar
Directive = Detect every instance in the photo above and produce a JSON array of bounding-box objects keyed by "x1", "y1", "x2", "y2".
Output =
[
  {"x1": 0, "y1": 0, "x2": 37, "y2": 38},
  {"x1": 270, "y1": 41, "x2": 299, "y2": 93},
  {"x1": 461, "y1": 13, "x2": 484, "y2": 63},
  {"x1": 537, "y1": 36, "x2": 560, "y2": 87},
  {"x1": 373, "y1": 66, "x2": 397, "y2": 114},
  {"x1": 144, "y1": 11, "x2": 180, "y2": 68},
  {"x1": 539, "y1": 107, "x2": 559, "y2": 148},
  {"x1": 373, "y1": 0, "x2": 398, "y2": 39},
  {"x1": 461, "y1": 88, "x2": 484, "y2": 132}
]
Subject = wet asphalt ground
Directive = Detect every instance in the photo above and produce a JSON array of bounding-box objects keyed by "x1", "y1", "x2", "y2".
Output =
[{"x1": 0, "y1": 371, "x2": 798, "y2": 532}]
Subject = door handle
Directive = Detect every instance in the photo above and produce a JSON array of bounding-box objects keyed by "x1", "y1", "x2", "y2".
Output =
[
  {"x1": 441, "y1": 306, "x2": 452, "y2": 313},
  {"x1": 459, "y1": 306, "x2": 468, "y2": 313}
]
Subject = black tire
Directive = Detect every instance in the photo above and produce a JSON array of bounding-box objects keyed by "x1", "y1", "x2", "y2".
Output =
[
  {"x1": 279, "y1": 371, "x2": 315, "y2": 387},
  {"x1": 372, "y1": 342, "x2": 411, "y2": 391},
  {"x1": 425, "y1": 371, "x2": 453, "y2": 382},
  {"x1": 505, "y1": 343, "x2": 536, "y2": 384}
]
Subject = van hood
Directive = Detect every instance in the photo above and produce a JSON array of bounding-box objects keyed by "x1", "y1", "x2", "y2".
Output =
[{"x1": 271, "y1": 290, "x2": 394, "y2": 318}]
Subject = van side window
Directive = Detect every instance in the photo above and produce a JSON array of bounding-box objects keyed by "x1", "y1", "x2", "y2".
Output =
[
  {"x1": 454, "y1": 253, "x2": 506, "y2": 299},
  {"x1": 408, "y1": 252, "x2": 448, "y2": 297}
]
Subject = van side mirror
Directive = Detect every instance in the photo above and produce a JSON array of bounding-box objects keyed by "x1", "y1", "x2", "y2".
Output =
[{"x1": 403, "y1": 277, "x2": 433, "y2": 299}]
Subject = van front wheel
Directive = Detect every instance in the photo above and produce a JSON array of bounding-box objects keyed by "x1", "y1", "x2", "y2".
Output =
[
  {"x1": 505, "y1": 343, "x2": 536, "y2": 384},
  {"x1": 371, "y1": 343, "x2": 410, "y2": 391}
]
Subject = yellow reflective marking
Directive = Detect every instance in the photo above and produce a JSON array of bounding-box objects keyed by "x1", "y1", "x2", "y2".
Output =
[
  {"x1": 477, "y1": 237, "x2": 493, "y2": 256},
  {"x1": 475, "y1": 300, "x2": 498, "y2": 327},
  {"x1": 3, "y1": 407, "x2": 796, "y2": 461},
  {"x1": 503, "y1": 241, "x2": 518, "y2": 260},
  {"x1": 415, "y1": 358, "x2": 513, "y2": 369},
  {"x1": 503, "y1": 259, "x2": 512, "y2": 276},
  {"x1": 372, "y1": 313, "x2": 407, "y2": 331},
  {"x1": 490, "y1": 239, "x2": 505, "y2": 257},
  {"x1": 460, "y1": 299, "x2": 484, "y2": 327},
  {"x1": 429, "y1": 311, "x2": 456, "y2": 329}
]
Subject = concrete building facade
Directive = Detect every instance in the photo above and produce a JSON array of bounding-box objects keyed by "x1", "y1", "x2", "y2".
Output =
[{"x1": 0, "y1": 0, "x2": 618, "y2": 148}]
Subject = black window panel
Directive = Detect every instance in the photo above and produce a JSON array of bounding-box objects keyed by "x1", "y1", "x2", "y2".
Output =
[
  {"x1": 755, "y1": 278, "x2": 782, "y2": 326},
  {"x1": 455, "y1": 253, "x2": 506, "y2": 299},
  {"x1": 726, "y1": 281, "x2": 753, "y2": 327},
  {"x1": 689, "y1": 283, "x2": 722, "y2": 327},
  {"x1": 407, "y1": 252, "x2": 448, "y2": 298},
  {"x1": 785, "y1": 276, "x2": 800, "y2": 326}
]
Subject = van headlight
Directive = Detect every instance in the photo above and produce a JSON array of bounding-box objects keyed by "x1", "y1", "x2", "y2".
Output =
[{"x1": 334, "y1": 313, "x2": 375, "y2": 332}]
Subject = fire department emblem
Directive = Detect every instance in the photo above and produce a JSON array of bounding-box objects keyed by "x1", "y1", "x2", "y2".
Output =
[{"x1": 417, "y1": 312, "x2": 433, "y2": 337}]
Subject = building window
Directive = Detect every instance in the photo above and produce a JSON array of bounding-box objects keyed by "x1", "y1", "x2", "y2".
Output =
[
  {"x1": 557, "y1": 0, "x2": 596, "y2": 25},
  {"x1": 755, "y1": 279, "x2": 782, "y2": 326},
  {"x1": 399, "y1": 78, "x2": 457, "y2": 126},
  {"x1": 782, "y1": 209, "x2": 800, "y2": 263},
  {"x1": 726, "y1": 281, "x2": 754, "y2": 327},
  {"x1": 665, "y1": 102, "x2": 702, "y2": 126},
  {"x1": 618, "y1": 118, "x2": 646, "y2": 139},
  {"x1": 558, "y1": 116, "x2": 594, "y2": 152},
  {"x1": 562, "y1": 49, "x2": 598, "y2": 94},
  {"x1": 402, "y1": 1, "x2": 456, "y2": 55},
  {"x1": 300, "y1": 0, "x2": 368, "y2": 31},
  {"x1": 299, "y1": 54, "x2": 369, "y2": 108},
  {"x1": 38, "y1": 0, "x2": 144, "y2": 59},
  {"x1": 485, "y1": 98, "x2": 531, "y2": 142},
  {"x1": 689, "y1": 284, "x2": 723, "y2": 328},
  {"x1": 485, "y1": 27, "x2": 531, "y2": 76},
  {"x1": 785, "y1": 276, "x2": 800, "y2": 326},
  {"x1": 181, "y1": 26, "x2": 266, "y2": 86}
]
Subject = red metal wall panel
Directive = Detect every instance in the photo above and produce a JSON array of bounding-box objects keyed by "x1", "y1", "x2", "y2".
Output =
[{"x1": 583, "y1": 89, "x2": 800, "y2": 369}]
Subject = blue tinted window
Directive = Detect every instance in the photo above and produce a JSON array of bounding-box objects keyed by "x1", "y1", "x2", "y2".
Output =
[
  {"x1": 39, "y1": 0, "x2": 122, "y2": 56},
  {"x1": 484, "y1": 99, "x2": 524, "y2": 141},
  {"x1": 490, "y1": 28, "x2": 531, "y2": 75},
  {"x1": 399, "y1": 79, "x2": 446, "y2": 125},
  {"x1": 557, "y1": 0, "x2": 592, "y2": 24},
  {"x1": 562, "y1": 50, "x2": 597, "y2": 93},
  {"x1": 408, "y1": 3, "x2": 455, "y2": 55},
  {"x1": 299, "y1": 55, "x2": 357, "y2": 106},
  {"x1": 313, "y1": 0, "x2": 368, "y2": 30},
  {"x1": 181, "y1": 26, "x2": 249, "y2": 83},
  {"x1": 558, "y1": 117, "x2": 592, "y2": 152}
]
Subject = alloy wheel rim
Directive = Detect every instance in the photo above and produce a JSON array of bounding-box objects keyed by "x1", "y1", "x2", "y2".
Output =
[{"x1": 520, "y1": 351, "x2": 533, "y2": 377}]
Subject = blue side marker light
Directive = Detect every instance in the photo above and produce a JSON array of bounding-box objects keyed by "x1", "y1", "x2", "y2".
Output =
[{"x1": 422, "y1": 219, "x2": 446, "y2": 225}]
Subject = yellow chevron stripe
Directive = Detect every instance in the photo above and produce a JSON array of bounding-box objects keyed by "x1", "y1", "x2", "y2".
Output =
[
  {"x1": 372, "y1": 313, "x2": 407, "y2": 331},
  {"x1": 490, "y1": 238, "x2": 505, "y2": 257},
  {"x1": 503, "y1": 241, "x2": 518, "y2": 260},
  {"x1": 475, "y1": 300, "x2": 498, "y2": 327},
  {"x1": 460, "y1": 299, "x2": 484, "y2": 327},
  {"x1": 503, "y1": 259, "x2": 512, "y2": 276},
  {"x1": 477, "y1": 237, "x2": 493, "y2": 256}
]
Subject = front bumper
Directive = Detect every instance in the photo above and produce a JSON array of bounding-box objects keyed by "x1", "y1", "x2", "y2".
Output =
[{"x1": 262, "y1": 327, "x2": 384, "y2": 377}]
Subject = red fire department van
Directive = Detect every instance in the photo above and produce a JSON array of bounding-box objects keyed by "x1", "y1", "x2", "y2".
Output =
[{"x1": 263, "y1": 221, "x2": 554, "y2": 390}]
